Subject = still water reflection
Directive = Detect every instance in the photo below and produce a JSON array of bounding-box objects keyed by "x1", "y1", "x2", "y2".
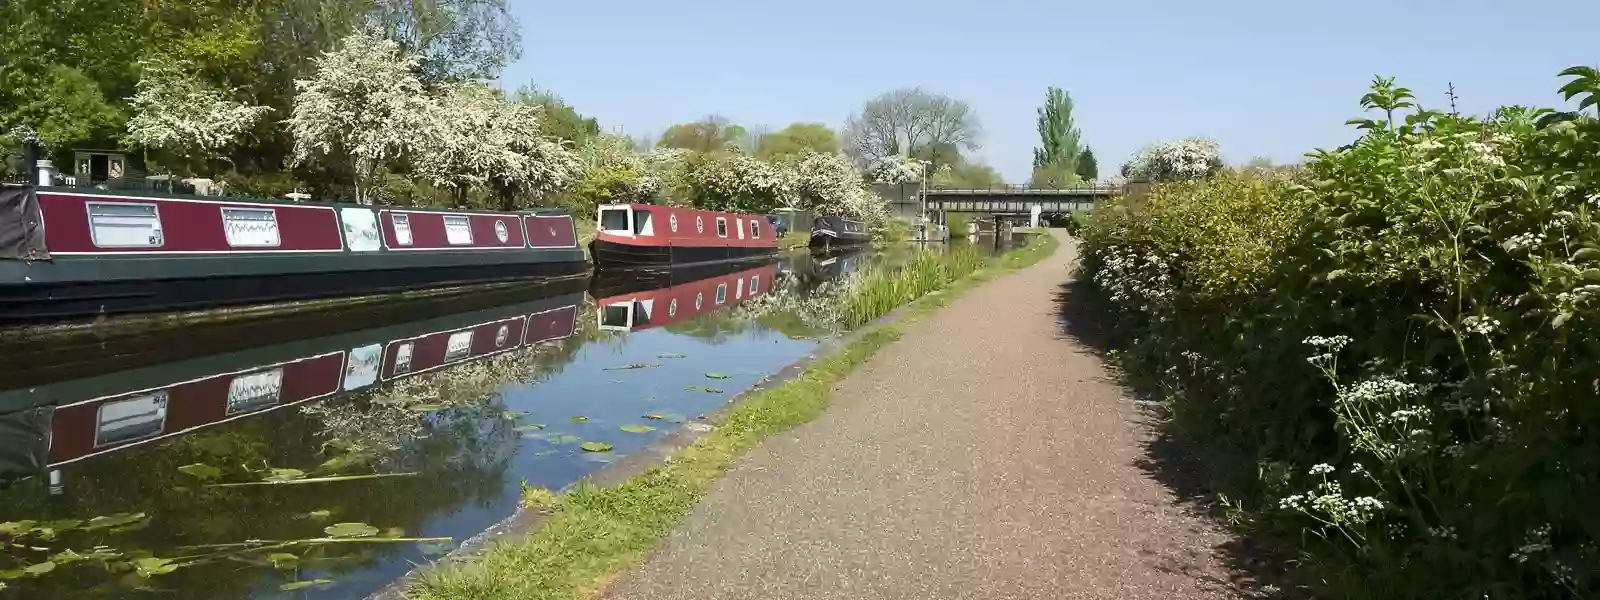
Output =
[{"x1": 0, "y1": 249, "x2": 882, "y2": 599}]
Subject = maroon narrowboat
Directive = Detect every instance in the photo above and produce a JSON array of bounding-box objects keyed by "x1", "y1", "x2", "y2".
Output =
[
  {"x1": 592, "y1": 261, "x2": 777, "y2": 333},
  {"x1": 0, "y1": 185, "x2": 587, "y2": 322},
  {"x1": 0, "y1": 287, "x2": 582, "y2": 472},
  {"x1": 589, "y1": 203, "x2": 779, "y2": 268}
]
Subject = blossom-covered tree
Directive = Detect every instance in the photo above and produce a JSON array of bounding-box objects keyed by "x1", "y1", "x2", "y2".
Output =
[
  {"x1": 123, "y1": 57, "x2": 271, "y2": 177},
  {"x1": 285, "y1": 30, "x2": 432, "y2": 203},
  {"x1": 415, "y1": 82, "x2": 579, "y2": 209},
  {"x1": 868, "y1": 155, "x2": 926, "y2": 184},
  {"x1": 681, "y1": 151, "x2": 796, "y2": 213},
  {"x1": 1120, "y1": 138, "x2": 1224, "y2": 183},
  {"x1": 789, "y1": 152, "x2": 888, "y2": 224}
]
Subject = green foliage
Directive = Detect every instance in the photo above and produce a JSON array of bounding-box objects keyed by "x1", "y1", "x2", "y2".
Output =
[
  {"x1": 1075, "y1": 147, "x2": 1098, "y2": 181},
  {"x1": 947, "y1": 213, "x2": 972, "y2": 238},
  {"x1": 756, "y1": 122, "x2": 838, "y2": 160},
  {"x1": 929, "y1": 160, "x2": 1004, "y2": 189},
  {"x1": 1076, "y1": 70, "x2": 1600, "y2": 597},
  {"x1": 657, "y1": 116, "x2": 745, "y2": 152},
  {"x1": 1030, "y1": 86, "x2": 1082, "y2": 187},
  {"x1": 513, "y1": 85, "x2": 600, "y2": 143},
  {"x1": 0, "y1": 64, "x2": 122, "y2": 151}
]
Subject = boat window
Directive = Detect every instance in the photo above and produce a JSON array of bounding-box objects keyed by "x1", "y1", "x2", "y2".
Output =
[
  {"x1": 444, "y1": 331, "x2": 474, "y2": 362},
  {"x1": 750, "y1": 275, "x2": 760, "y2": 294},
  {"x1": 87, "y1": 202, "x2": 164, "y2": 248},
  {"x1": 601, "y1": 303, "x2": 632, "y2": 328},
  {"x1": 443, "y1": 215, "x2": 473, "y2": 245},
  {"x1": 633, "y1": 210, "x2": 652, "y2": 235},
  {"x1": 394, "y1": 343, "x2": 415, "y2": 375},
  {"x1": 716, "y1": 283, "x2": 727, "y2": 305},
  {"x1": 599, "y1": 208, "x2": 631, "y2": 233},
  {"x1": 225, "y1": 368, "x2": 285, "y2": 416},
  {"x1": 749, "y1": 219, "x2": 760, "y2": 238},
  {"x1": 392, "y1": 214, "x2": 413, "y2": 246},
  {"x1": 716, "y1": 217, "x2": 728, "y2": 238},
  {"x1": 95, "y1": 391, "x2": 169, "y2": 448},
  {"x1": 221, "y1": 207, "x2": 281, "y2": 248}
]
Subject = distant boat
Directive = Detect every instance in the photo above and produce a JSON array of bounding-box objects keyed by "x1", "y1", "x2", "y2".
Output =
[
  {"x1": 808, "y1": 215, "x2": 871, "y2": 251},
  {"x1": 0, "y1": 186, "x2": 588, "y2": 322},
  {"x1": 589, "y1": 203, "x2": 778, "y2": 269}
]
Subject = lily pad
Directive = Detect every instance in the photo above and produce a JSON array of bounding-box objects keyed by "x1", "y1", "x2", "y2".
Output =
[
  {"x1": 22, "y1": 561, "x2": 55, "y2": 576},
  {"x1": 267, "y1": 553, "x2": 299, "y2": 569},
  {"x1": 298, "y1": 509, "x2": 333, "y2": 521},
  {"x1": 83, "y1": 513, "x2": 146, "y2": 531},
  {"x1": 579, "y1": 441, "x2": 613, "y2": 453},
  {"x1": 603, "y1": 363, "x2": 660, "y2": 371},
  {"x1": 0, "y1": 520, "x2": 35, "y2": 534},
  {"x1": 407, "y1": 404, "x2": 446, "y2": 413},
  {"x1": 381, "y1": 527, "x2": 406, "y2": 538},
  {"x1": 569, "y1": 416, "x2": 589, "y2": 422},
  {"x1": 547, "y1": 434, "x2": 583, "y2": 445},
  {"x1": 417, "y1": 540, "x2": 455, "y2": 557},
  {"x1": 323, "y1": 522, "x2": 379, "y2": 538},
  {"x1": 619, "y1": 424, "x2": 656, "y2": 433},
  {"x1": 657, "y1": 353, "x2": 687, "y2": 359},
  {"x1": 502, "y1": 410, "x2": 529, "y2": 420},
  {"x1": 513, "y1": 424, "x2": 547, "y2": 431},
  {"x1": 264, "y1": 468, "x2": 307, "y2": 482},
  {"x1": 176, "y1": 463, "x2": 221, "y2": 480},
  {"x1": 684, "y1": 386, "x2": 724, "y2": 393},
  {"x1": 704, "y1": 372, "x2": 731, "y2": 379},
  {"x1": 279, "y1": 579, "x2": 334, "y2": 591},
  {"x1": 133, "y1": 557, "x2": 178, "y2": 577},
  {"x1": 642, "y1": 412, "x2": 687, "y2": 422}
]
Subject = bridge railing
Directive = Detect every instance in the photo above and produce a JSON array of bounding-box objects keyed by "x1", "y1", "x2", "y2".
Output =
[{"x1": 924, "y1": 183, "x2": 1121, "y2": 195}]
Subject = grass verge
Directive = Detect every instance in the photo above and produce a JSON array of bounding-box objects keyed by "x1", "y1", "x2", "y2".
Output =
[{"x1": 408, "y1": 231, "x2": 1060, "y2": 600}]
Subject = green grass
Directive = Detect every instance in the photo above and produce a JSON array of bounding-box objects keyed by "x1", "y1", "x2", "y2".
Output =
[
  {"x1": 408, "y1": 232, "x2": 1058, "y2": 600},
  {"x1": 779, "y1": 230, "x2": 810, "y2": 250}
]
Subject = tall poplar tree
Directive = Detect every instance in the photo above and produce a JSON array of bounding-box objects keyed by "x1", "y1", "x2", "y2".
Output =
[{"x1": 1030, "y1": 86, "x2": 1083, "y2": 187}]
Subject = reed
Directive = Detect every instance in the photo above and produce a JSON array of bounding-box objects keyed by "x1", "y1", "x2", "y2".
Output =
[{"x1": 841, "y1": 244, "x2": 989, "y2": 328}]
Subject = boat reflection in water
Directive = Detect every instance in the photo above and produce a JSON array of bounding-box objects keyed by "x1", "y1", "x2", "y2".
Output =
[
  {"x1": 591, "y1": 261, "x2": 780, "y2": 333},
  {"x1": 0, "y1": 277, "x2": 586, "y2": 484}
]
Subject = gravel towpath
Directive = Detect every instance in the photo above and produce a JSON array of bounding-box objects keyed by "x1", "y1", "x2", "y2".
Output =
[{"x1": 601, "y1": 230, "x2": 1239, "y2": 600}]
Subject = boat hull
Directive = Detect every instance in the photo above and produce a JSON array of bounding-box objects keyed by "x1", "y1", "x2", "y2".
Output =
[{"x1": 589, "y1": 238, "x2": 777, "y2": 269}]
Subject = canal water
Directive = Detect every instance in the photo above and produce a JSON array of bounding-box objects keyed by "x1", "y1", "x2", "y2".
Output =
[{"x1": 0, "y1": 238, "x2": 1025, "y2": 599}]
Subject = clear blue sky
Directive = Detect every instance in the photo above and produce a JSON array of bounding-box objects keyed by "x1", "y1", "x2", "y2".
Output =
[{"x1": 499, "y1": 0, "x2": 1599, "y2": 182}]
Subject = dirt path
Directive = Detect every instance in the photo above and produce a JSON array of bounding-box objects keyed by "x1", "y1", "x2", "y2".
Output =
[{"x1": 602, "y1": 230, "x2": 1239, "y2": 600}]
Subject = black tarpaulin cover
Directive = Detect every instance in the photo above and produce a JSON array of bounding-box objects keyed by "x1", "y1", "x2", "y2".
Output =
[
  {"x1": 0, "y1": 407, "x2": 51, "y2": 483},
  {"x1": 0, "y1": 185, "x2": 50, "y2": 261}
]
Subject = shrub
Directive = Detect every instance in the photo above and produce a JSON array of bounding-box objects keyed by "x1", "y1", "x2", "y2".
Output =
[{"x1": 1076, "y1": 71, "x2": 1600, "y2": 597}]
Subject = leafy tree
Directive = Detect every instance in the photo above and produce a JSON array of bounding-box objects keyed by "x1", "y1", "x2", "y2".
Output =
[
  {"x1": 1075, "y1": 147, "x2": 1098, "y2": 181},
  {"x1": 930, "y1": 160, "x2": 1004, "y2": 189},
  {"x1": 1119, "y1": 138, "x2": 1223, "y2": 182},
  {"x1": 513, "y1": 85, "x2": 600, "y2": 143},
  {"x1": 285, "y1": 30, "x2": 432, "y2": 204},
  {"x1": 1030, "y1": 86, "x2": 1081, "y2": 187},
  {"x1": 124, "y1": 57, "x2": 272, "y2": 178},
  {"x1": 0, "y1": 64, "x2": 122, "y2": 153},
  {"x1": 789, "y1": 152, "x2": 888, "y2": 224},
  {"x1": 657, "y1": 115, "x2": 746, "y2": 153},
  {"x1": 842, "y1": 87, "x2": 981, "y2": 168},
  {"x1": 368, "y1": 0, "x2": 521, "y2": 82},
  {"x1": 679, "y1": 151, "x2": 793, "y2": 213},
  {"x1": 756, "y1": 123, "x2": 838, "y2": 160},
  {"x1": 414, "y1": 82, "x2": 580, "y2": 209}
]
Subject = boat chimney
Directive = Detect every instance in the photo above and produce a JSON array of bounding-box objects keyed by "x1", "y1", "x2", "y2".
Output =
[{"x1": 36, "y1": 158, "x2": 55, "y2": 186}]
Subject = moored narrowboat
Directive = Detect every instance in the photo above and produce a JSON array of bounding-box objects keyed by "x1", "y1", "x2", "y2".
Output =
[
  {"x1": 591, "y1": 261, "x2": 778, "y2": 333},
  {"x1": 589, "y1": 203, "x2": 778, "y2": 269},
  {"x1": 0, "y1": 185, "x2": 588, "y2": 322},
  {"x1": 809, "y1": 215, "x2": 871, "y2": 251}
]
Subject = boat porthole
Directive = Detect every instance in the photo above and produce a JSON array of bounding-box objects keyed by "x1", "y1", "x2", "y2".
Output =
[
  {"x1": 696, "y1": 216, "x2": 704, "y2": 233},
  {"x1": 495, "y1": 325, "x2": 509, "y2": 347},
  {"x1": 669, "y1": 298, "x2": 678, "y2": 317},
  {"x1": 695, "y1": 293, "x2": 703, "y2": 310},
  {"x1": 670, "y1": 214, "x2": 678, "y2": 232},
  {"x1": 495, "y1": 220, "x2": 509, "y2": 243}
]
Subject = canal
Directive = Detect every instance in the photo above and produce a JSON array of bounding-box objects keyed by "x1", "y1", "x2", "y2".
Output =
[{"x1": 0, "y1": 238, "x2": 1026, "y2": 599}]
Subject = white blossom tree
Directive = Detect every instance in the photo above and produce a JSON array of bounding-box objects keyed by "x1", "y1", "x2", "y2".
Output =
[
  {"x1": 1120, "y1": 138, "x2": 1224, "y2": 183},
  {"x1": 789, "y1": 152, "x2": 888, "y2": 225},
  {"x1": 681, "y1": 151, "x2": 796, "y2": 213},
  {"x1": 285, "y1": 30, "x2": 432, "y2": 204},
  {"x1": 415, "y1": 82, "x2": 580, "y2": 209},
  {"x1": 868, "y1": 155, "x2": 927, "y2": 184},
  {"x1": 123, "y1": 57, "x2": 271, "y2": 178}
]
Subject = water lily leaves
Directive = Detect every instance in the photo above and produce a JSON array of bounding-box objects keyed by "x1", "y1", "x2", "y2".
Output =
[
  {"x1": 267, "y1": 553, "x2": 299, "y2": 570},
  {"x1": 177, "y1": 463, "x2": 222, "y2": 480},
  {"x1": 133, "y1": 557, "x2": 178, "y2": 577},
  {"x1": 704, "y1": 372, "x2": 731, "y2": 379},
  {"x1": 642, "y1": 412, "x2": 686, "y2": 422},
  {"x1": 417, "y1": 540, "x2": 454, "y2": 557},
  {"x1": 513, "y1": 424, "x2": 546, "y2": 431},
  {"x1": 381, "y1": 527, "x2": 406, "y2": 538},
  {"x1": 84, "y1": 513, "x2": 147, "y2": 531},
  {"x1": 603, "y1": 363, "x2": 660, "y2": 371},
  {"x1": 684, "y1": 386, "x2": 724, "y2": 393},
  {"x1": 0, "y1": 569, "x2": 23, "y2": 579},
  {"x1": 619, "y1": 424, "x2": 656, "y2": 433},
  {"x1": 569, "y1": 416, "x2": 589, "y2": 422},
  {"x1": 323, "y1": 522, "x2": 379, "y2": 538},
  {"x1": 407, "y1": 404, "x2": 445, "y2": 413},
  {"x1": 0, "y1": 520, "x2": 36, "y2": 535},
  {"x1": 297, "y1": 509, "x2": 333, "y2": 521},
  {"x1": 264, "y1": 468, "x2": 307, "y2": 483},
  {"x1": 41, "y1": 519, "x2": 81, "y2": 531},
  {"x1": 279, "y1": 579, "x2": 333, "y2": 591},
  {"x1": 657, "y1": 353, "x2": 687, "y2": 359},
  {"x1": 22, "y1": 561, "x2": 55, "y2": 576},
  {"x1": 502, "y1": 410, "x2": 529, "y2": 420},
  {"x1": 548, "y1": 434, "x2": 582, "y2": 445},
  {"x1": 579, "y1": 441, "x2": 613, "y2": 452}
]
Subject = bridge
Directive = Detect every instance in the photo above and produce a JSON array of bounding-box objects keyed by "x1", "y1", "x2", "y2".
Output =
[{"x1": 925, "y1": 185, "x2": 1119, "y2": 214}]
